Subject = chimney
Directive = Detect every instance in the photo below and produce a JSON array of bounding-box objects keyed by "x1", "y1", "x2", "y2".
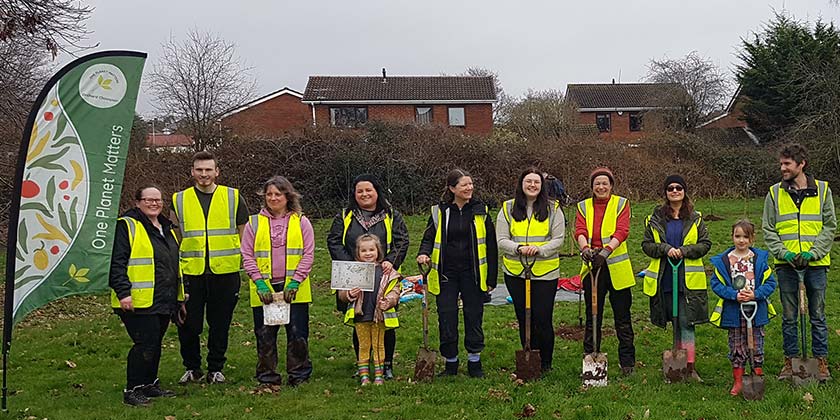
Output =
[
  {"x1": 382, "y1": 68, "x2": 387, "y2": 83},
  {"x1": 612, "y1": 78, "x2": 615, "y2": 84}
]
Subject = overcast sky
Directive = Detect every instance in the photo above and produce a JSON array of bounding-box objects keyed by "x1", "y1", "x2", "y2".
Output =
[{"x1": 62, "y1": 0, "x2": 839, "y2": 116}]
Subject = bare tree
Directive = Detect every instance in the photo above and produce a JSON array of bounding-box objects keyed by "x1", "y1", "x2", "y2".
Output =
[
  {"x1": 500, "y1": 89, "x2": 577, "y2": 139},
  {"x1": 461, "y1": 67, "x2": 508, "y2": 123},
  {"x1": 0, "y1": 0, "x2": 92, "y2": 56},
  {"x1": 646, "y1": 51, "x2": 732, "y2": 128},
  {"x1": 148, "y1": 29, "x2": 256, "y2": 151}
]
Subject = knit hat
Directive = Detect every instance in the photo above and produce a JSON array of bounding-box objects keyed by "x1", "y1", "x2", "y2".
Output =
[
  {"x1": 663, "y1": 174, "x2": 687, "y2": 192},
  {"x1": 590, "y1": 167, "x2": 614, "y2": 187}
]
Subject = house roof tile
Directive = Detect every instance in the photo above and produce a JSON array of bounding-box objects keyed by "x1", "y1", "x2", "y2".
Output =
[
  {"x1": 302, "y1": 76, "x2": 496, "y2": 102},
  {"x1": 566, "y1": 83, "x2": 688, "y2": 110}
]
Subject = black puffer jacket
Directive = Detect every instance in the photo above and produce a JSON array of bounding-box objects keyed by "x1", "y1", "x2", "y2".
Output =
[
  {"x1": 326, "y1": 208, "x2": 410, "y2": 268},
  {"x1": 109, "y1": 208, "x2": 181, "y2": 315}
]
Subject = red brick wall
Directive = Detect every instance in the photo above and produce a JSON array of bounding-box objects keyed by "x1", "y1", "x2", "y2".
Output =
[
  {"x1": 700, "y1": 98, "x2": 747, "y2": 129},
  {"x1": 313, "y1": 103, "x2": 493, "y2": 135},
  {"x1": 577, "y1": 111, "x2": 645, "y2": 141},
  {"x1": 221, "y1": 94, "x2": 311, "y2": 136}
]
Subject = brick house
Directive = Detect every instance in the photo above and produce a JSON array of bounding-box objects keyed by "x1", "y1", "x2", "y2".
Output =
[
  {"x1": 566, "y1": 83, "x2": 689, "y2": 141},
  {"x1": 301, "y1": 72, "x2": 496, "y2": 135},
  {"x1": 219, "y1": 87, "x2": 310, "y2": 137},
  {"x1": 145, "y1": 133, "x2": 193, "y2": 151},
  {"x1": 697, "y1": 86, "x2": 760, "y2": 144}
]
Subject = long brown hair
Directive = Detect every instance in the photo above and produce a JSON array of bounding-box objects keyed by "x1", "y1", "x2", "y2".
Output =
[
  {"x1": 511, "y1": 167, "x2": 550, "y2": 222},
  {"x1": 259, "y1": 176, "x2": 302, "y2": 214},
  {"x1": 441, "y1": 168, "x2": 471, "y2": 203},
  {"x1": 656, "y1": 193, "x2": 694, "y2": 220}
]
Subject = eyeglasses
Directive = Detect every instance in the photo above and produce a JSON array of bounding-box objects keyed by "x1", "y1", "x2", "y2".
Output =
[
  {"x1": 667, "y1": 185, "x2": 684, "y2": 192},
  {"x1": 140, "y1": 198, "x2": 163, "y2": 204}
]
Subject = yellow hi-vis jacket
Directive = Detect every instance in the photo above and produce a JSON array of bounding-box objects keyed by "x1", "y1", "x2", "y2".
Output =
[
  {"x1": 342, "y1": 277, "x2": 400, "y2": 329},
  {"x1": 173, "y1": 186, "x2": 242, "y2": 275},
  {"x1": 501, "y1": 199, "x2": 560, "y2": 278},
  {"x1": 643, "y1": 214, "x2": 707, "y2": 296},
  {"x1": 247, "y1": 213, "x2": 312, "y2": 306},
  {"x1": 428, "y1": 204, "x2": 489, "y2": 295},
  {"x1": 577, "y1": 196, "x2": 635, "y2": 290},
  {"x1": 769, "y1": 180, "x2": 831, "y2": 266},
  {"x1": 111, "y1": 217, "x2": 185, "y2": 308}
]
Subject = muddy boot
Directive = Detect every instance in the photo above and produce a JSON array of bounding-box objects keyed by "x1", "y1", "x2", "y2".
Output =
[
  {"x1": 777, "y1": 357, "x2": 793, "y2": 381},
  {"x1": 730, "y1": 368, "x2": 744, "y2": 396},
  {"x1": 439, "y1": 360, "x2": 458, "y2": 377},
  {"x1": 817, "y1": 357, "x2": 832, "y2": 382},
  {"x1": 286, "y1": 337, "x2": 312, "y2": 387}
]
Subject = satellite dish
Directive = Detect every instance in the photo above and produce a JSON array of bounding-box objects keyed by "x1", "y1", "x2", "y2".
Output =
[{"x1": 617, "y1": 111, "x2": 623, "y2": 116}]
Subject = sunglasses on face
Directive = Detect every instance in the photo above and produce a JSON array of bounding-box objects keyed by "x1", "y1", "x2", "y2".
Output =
[{"x1": 667, "y1": 185, "x2": 684, "y2": 192}]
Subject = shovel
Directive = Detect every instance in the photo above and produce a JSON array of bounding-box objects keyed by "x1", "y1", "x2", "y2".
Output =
[
  {"x1": 413, "y1": 262, "x2": 437, "y2": 381},
  {"x1": 740, "y1": 301, "x2": 765, "y2": 400},
  {"x1": 582, "y1": 262, "x2": 608, "y2": 387},
  {"x1": 663, "y1": 258, "x2": 689, "y2": 383},
  {"x1": 791, "y1": 268, "x2": 819, "y2": 385},
  {"x1": 515, "y1": 253, "x2": 541, "y2": 381}
]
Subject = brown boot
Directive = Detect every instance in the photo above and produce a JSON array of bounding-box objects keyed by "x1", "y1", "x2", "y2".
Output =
[
  {"x1": 777, "y1": 357, "x2": 793, "y2": 380},
  {"x1": 817, "y1": 357, "x2": 832, "y2": 382}
]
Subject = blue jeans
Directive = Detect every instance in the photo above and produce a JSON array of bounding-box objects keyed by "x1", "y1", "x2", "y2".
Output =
[{"x1": 777, "y1": 266, "x2": 828, "y2": 357}]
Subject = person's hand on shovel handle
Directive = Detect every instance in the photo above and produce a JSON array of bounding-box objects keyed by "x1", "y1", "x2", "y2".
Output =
[
  {"x1": 518, "y1": 245, "x2": 539, "y2": 256},
  {"x1": 737, "y1": 289, "x2": 755, "y2": 303}
]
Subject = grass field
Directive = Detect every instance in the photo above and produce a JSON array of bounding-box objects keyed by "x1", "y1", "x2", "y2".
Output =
[{"x1": 3, "y1": 198, "x2": 840, "y2": 420}]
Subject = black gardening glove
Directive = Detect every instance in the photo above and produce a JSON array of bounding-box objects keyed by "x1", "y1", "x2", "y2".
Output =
[{"x1": 580, "y1": 247, "x2": 597, "y2": 263}]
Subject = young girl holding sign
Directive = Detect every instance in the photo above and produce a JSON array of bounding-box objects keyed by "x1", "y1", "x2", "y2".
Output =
[{"x1": 338, "y1": 234, "x2": 401, "y2": 385}]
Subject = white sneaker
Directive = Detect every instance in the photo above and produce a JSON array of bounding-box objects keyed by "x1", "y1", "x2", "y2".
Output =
[
  {"x1": 178, "y1": 370, "x2": 204, "y2": 385},
  {"x1": 206, "y1": 371, "x2": 226, "y2": 384}
]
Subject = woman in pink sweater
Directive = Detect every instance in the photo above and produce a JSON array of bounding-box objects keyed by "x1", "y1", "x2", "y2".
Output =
[{"x1": 241, "y1": 176, "x2": 315, "y2": 387}]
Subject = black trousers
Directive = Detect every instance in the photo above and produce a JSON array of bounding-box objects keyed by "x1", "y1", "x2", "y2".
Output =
[
  {"x1": 336, "y1": 294, "x2": 396, "y2": 364},
  {"x1": 582, "y1": 266, "x2": 635, "y2": 368},
  {"x1": 253, "y1": 303, "x2": 312, "y2": 384},
  {"x1": 119, "y1": 312, "x2": 170, "y2": 389},
  {"x1": 178, "y1": 272, "x2": 240, "y2": 373},
  {"x1": 436, "y1": 268, "x2": 485, "y2": 359},
  {"x1": 505, "y1": 274, "x2": 557, "y2": 370}
]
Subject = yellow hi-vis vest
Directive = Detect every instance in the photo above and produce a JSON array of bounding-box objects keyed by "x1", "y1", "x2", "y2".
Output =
[
  {"x1": 111, "y1": 217, "x2": 185, "y2": 308},
  {"x1": 643, "y1": 214, "x2": 706, "y2": 296},
  {"x1": 710, "y1": 263, "x2": 777, "y2": 326},
  {"x1": 247, "y1": 213, "x2": 312, "y2": 307},
  {"x1": 174, "y1": 186, "x2": 242, "y2": 275},
  {"x1": 342, "y1": 210, "x2": 393, "y2": 254},
  {"x1": 428, "y1": 204, "x2": 489, "y2": 295},
  {"x1": 342, "y1": 277, "x2": 400, "y2": 329},
  {"x1": 501, "y1": 199, "x2": 560, "y2": 278},
  {"x1": 769, "y1": 181, "x2": 831, "y2": 267},
  {"x1": 577, "y1": 196, "x2": 635, "y2": 290}
]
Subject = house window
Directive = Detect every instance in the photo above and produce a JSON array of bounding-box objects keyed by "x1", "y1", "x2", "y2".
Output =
[
  {"x1": 595, "y1": 112, "x2": 611, "y2": 132},
  {"x1": 416, "y1": 107, "x2": 433, "y2": 125},
  {"x1": 330, "y1": 107, "x2": 368, "y2": 128},
  {"x1": 629, "y1": 112, "x2": 643, "y2": 132},
  {"x1": 448, "y1": 107, "x2": 465, "y2": 127}
]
